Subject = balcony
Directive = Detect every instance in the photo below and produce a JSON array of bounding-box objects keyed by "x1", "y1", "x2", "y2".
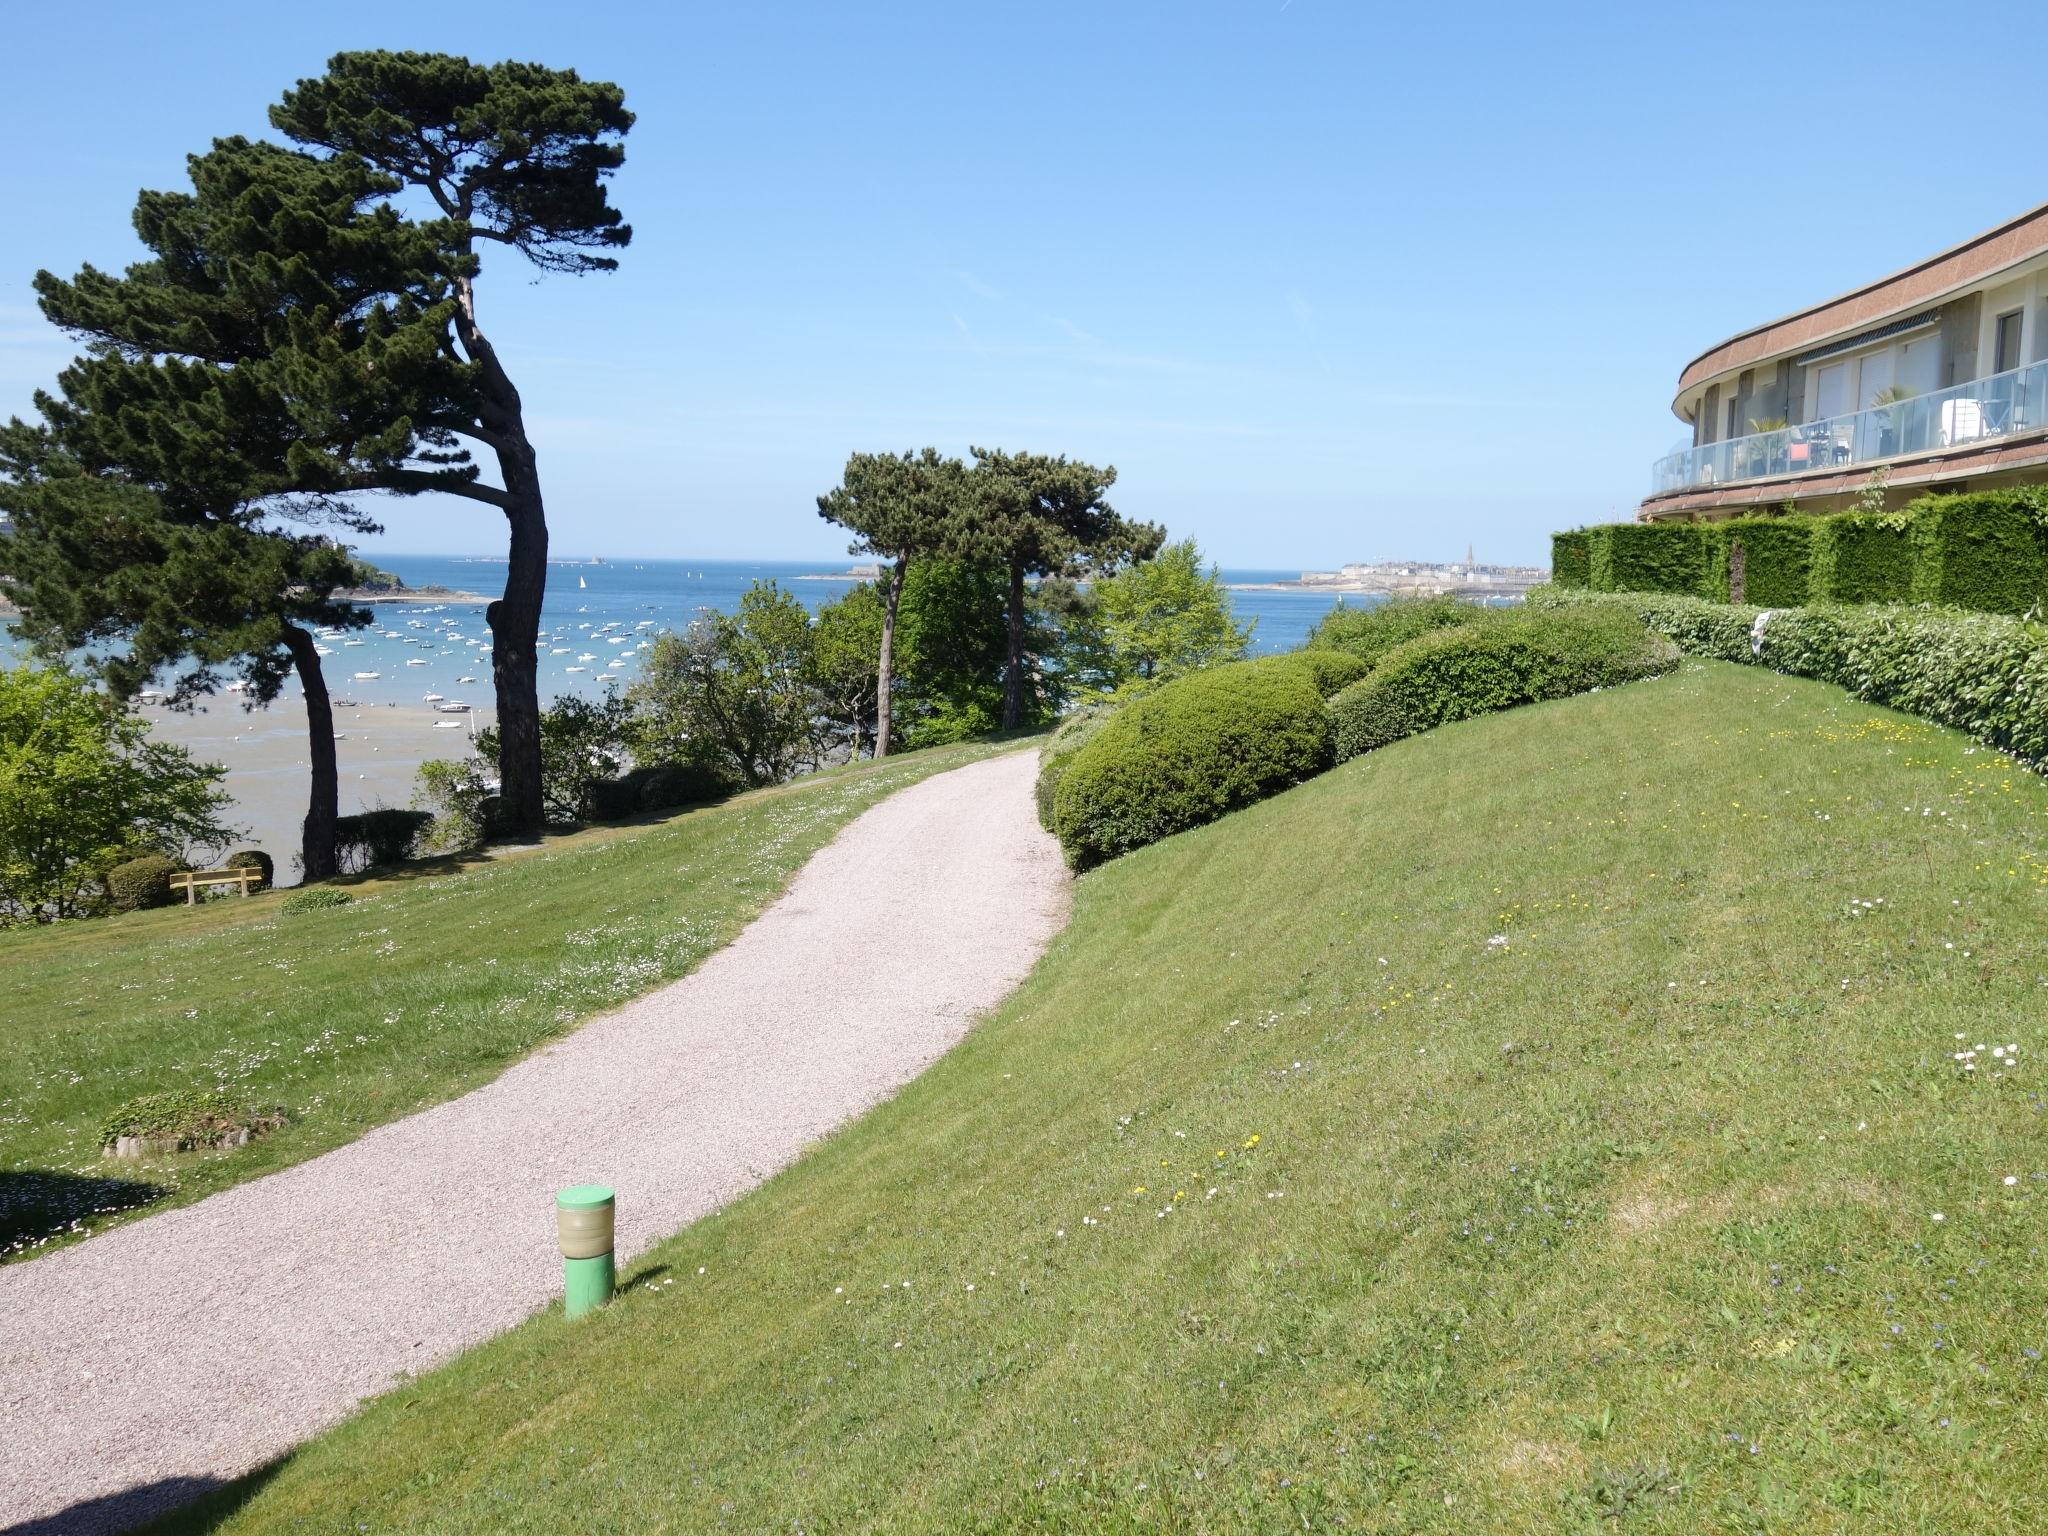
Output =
[{"x1": 1651, "y1": 358, "x2": 2048, "y2": 497}]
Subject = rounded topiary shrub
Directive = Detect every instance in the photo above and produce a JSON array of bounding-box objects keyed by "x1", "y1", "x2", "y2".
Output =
[
  {"x1": 1306, "y1": 595, "x2": 1476, "y2": 668},
  {"x1": 1050, "y1": 655, "x2": 1343, "y2": 870},
  {"x1": 105, "y1": 853, "x2": 186, "y2": 913},
  {"x1": 224, "y1": 849, "x2": 274, "y2": 891},
  {"x1": 281, "y1": 886, "x2": 354, "y2": 914},
  {"x1": 1033, "y1": 702, "x2": 1119, "y2": 831},
  {"x1": 1328, "y1": 606, "x2": 1678, "y2": 761}
]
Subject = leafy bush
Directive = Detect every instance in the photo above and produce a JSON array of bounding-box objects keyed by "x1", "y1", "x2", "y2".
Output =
[
  {"x1": 1530, "y1": 587, "x2": 2048, "y2": 765},
  {"x1": 105, "y1": 853, "x2": 186, "y2": 913},
  {"x1": 224, "y1": 849, "x2": 273, "y2": 891},
  {"x1": 1712, "y1": 516, "x2": 1813, "y2": 606},
  {"x1": 586, "y1": 760, "x2": 738, "y2": 821},
  {"x1": 1808, "y1": 512, "x2": 1915, "y2": 605},
  {"x1": 281, "y1": 886, "x2": 354, "y2": 913},
  {"x1": 99, "y1": 1087, "x2": 283, "y2": 1152},
  {"x1": 1907, "y1": 489, "x2": 2048, "y2": 615},
  {"x1": 1034, "y1": 702, "x2": 1119, "y2": 831},
  {"x1": 333, "y1": 808, "x2": 432, "y2": 873},
  {"x1": 1327, "y1": 606, "x2": 1679, "y2": 761},
  {"x1": 412, "y1": 757, "x2": 496, "y2": 854},
  {"x1": 1605, "y1": 521, "x2": 1710, "y2": 597},
  {"x1": 1050, "y1": 655, "x2": 1343, "y2": 869},
  {"x1": 1550, "y1": 530, "x2": 1592, "y2": 589},
  {"x1": 1306, "y1": 595, "x2": 1474, "y2": 668}
]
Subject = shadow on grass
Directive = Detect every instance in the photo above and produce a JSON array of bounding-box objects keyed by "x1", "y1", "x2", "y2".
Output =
[
  {"x1": 5, "y1": 1459, "x2": 285, "y2": 1535},
  {"x1": 0, "y1": 1169, "x2": 165, "y2": 1261}
]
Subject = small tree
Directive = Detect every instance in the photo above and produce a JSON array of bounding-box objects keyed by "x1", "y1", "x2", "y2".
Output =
[
  {"x1": 0, "y1": 665, "x2": 236, "y2": 923},
  {"x1": 626, "y1": 583, "x2": 822, "y2": 787},
  {"x1": 963, "y1": 448, "x2": 1163, "y2": 727},
  {"x1": 477, "y1": 692, "x2": 630, "y2": 825},
  {"x1": 1089, "y1": 538, "x2": 1252, "y2": 692},
  {"x1": 815, "y1": 449, "x2": 967, "y2": 757},
  {"x1": 810, "y1": 583, "x2": 885, "y2": 759}
]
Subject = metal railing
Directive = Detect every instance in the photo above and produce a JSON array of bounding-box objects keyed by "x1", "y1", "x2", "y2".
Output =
[{"x1": 1651, "y1": 358, "x2": 2048, "y2": 496}]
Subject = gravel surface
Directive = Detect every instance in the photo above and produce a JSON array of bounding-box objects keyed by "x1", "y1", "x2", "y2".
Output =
[{"x1": 0, "y1": 751, "x2": 1068, "y2": 1534}]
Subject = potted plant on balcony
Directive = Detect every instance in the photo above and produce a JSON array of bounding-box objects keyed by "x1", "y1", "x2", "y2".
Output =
[
  {"x1": 1870, "y1": 385, "x2": 1911, "y2": 457},
  {"x1": 1745, "y1": 417, "x2": 1789, "y2": 477}
]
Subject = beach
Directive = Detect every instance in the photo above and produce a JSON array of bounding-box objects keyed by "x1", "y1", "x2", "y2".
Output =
[{"x1": 144, "y1": 694, "x2": 492, "y2": 881}]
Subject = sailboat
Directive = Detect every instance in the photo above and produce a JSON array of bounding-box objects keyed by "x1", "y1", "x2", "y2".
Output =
[{"x1": 578, "y1": 575, "x2": 587, "y2": 589}]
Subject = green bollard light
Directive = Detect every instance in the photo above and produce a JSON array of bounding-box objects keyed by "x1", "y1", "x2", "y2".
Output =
[{"x1": 557, "y1": 1184, "x2": 615, "y2": 1318}]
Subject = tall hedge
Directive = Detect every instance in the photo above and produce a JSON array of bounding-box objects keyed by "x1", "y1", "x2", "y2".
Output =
[
  {"x1": 1562, "y1": 486, "x2": 2048, "y2": 615},
  {"x1": 1906, "y1": 490, "x2": 2048, "y2": 615},
  {"x1": 1550, "y1": 530, "x2": 1592, "y2": 589},
  {"x1": 1529, "y1": 586, "x2": 2048, "y2": 766},
  {"x1": 1305, "y1": 595, "x2": 1474, "y2": 668}
]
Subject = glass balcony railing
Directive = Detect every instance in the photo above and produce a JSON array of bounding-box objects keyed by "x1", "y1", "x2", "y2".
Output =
[{"x1": 1651, "y1": 358, "x2": 2048, "y2": 496}]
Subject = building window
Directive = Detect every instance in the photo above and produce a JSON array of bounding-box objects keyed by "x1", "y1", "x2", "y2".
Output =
[{"x1": 1995, "y1": 309, "x2": 2024, "y2": 373}]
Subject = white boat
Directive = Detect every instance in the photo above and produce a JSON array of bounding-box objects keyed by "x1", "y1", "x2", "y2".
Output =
[
  {"x1": 577, "y1": 653, "x2": 598, "y2": 662},
  {"x1": 354, "y1": 672, "x2": 381, "y2": 680},
  {"x1": 565, "y1": 666, "x2": 587, "y2": 673},
  {"x1": 436, "y1": 701, "x2": 471, "y2": 713},
  {"x1": 596, "y1": 673, "x2": 617, "y2": 682},
  {"x1": 224, "y1": 679, "x2": 251, "y2": 693},
  {"x1": 578, "y1": 576, "x2": 587, "y2": 588},
  {"x1": 458, "y1": 675, "x2": 478, "y2": 683},
  {"x1": 423, "y1": 693, "x2": 444, "y2": 702},
  {"x1": 405, "y1": 658, "x2": 428, "y2": 667},
  {"x1": 432, "y1": 720, "x2": 465, "y2": 729}
]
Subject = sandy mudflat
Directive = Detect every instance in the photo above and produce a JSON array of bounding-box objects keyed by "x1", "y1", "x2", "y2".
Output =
[
  {"x1": 0, "y1": 750, "x2": 1068, "y2": 1535},
  {"x1": 143, "y1": 696, "x2": 494, "y2": 879}
]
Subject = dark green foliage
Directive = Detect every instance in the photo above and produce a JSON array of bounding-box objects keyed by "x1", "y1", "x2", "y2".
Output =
[
  {"x1": 1530, "y1": 587, "x2": 2048, "y2": 764},
  {"x1": 1718, "y1": 516, "x2": 1813, "y2": 606},
  {"x1": 586, "y1": 762, "x2": 736, "y2": 821},
  {"x1": 281, "y1": 887, "x2": 354, "y2": 913},
  {"x1": 224, "y1": 850, "x2": 274, "y2": 890},
  {"x1": 1306, "y1": 595, "x2": 1474, "y2": 668},
  {"x1": 1907, "y1": 490, "x2": 2048, "y2": 615},
  {"x1": 1604, "y1": 521, "x2": 1710, "y2": 597},
  {"x1": 333, "y1": 809, "x2": 431, "y2": 872},
  {"x1": 1049, "y1": 654, "x2": 1340, "y2": 869},
  {"x1": 1808, "y1": 513, "x2": 1915, "y2": 605},
  {"x1": 1326, "y1": 607, "x2": 1679, "y2": 761},
  {"x1": 1550, "y1": 530, "x2": 1592, "y2": 588},
  {"x1": 106, "y1": 854, "x2": 186, "y2": 913},
  {"x1": 1032, "y1": 703, "x2": 1119, "y2": 831}
]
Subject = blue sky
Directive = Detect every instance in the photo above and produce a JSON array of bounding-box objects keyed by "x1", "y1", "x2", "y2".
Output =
[{"x1": 3, "y1": 1, "x2": 2044, "y2": 568}]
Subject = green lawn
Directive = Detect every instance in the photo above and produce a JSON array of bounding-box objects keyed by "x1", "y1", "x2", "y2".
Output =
[
  {"x1": 0, "y1": 738, "x2": 1016, "y2": 1261},
  {"x1": 148, "y1": 661, "x2": 2048, "y2": 1534}
]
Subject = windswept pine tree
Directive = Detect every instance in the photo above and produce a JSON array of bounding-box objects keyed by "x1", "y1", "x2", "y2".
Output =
[{"x1": 27, "y1": 53, "x2": 633, "y2": 835}]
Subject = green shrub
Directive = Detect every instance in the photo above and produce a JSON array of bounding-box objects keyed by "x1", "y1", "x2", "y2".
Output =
[
  {"x1": 1327, "y1": 606, "x2": 1679, "y2": 761},
  {"x1": 1305, "y1": 595, "x2": 1474, "y2": 668},
  {"x1": 1034, "y1": 703, "x2": 1119, "y2": 832},
  {"x1": 1287, "y1": 649, "x2": 1371, "y2": 696},
  {"x1": 1531, "y1": 587, "x2": 2048, "y2": 765},
  {"x1": 1808, "y1": 513, "x2": 1915, "y2": 605},
  {"x1": 281, "y1": 886, "x2": 354, "y2": 913},
  {"x1": 1716, "y1": 516, "x2": 1813, "y2": 606},
  {"x1": 334, "y1": 808, "x2": 432, "y2": 872},
  {"x1": 1050, "y1": 655, "x2": 1340, "y2": 869},
  {"x1": 1907, "y1": 489, "x2": 2048, "y2": 615},
  {"x1": 224, "y1": 849, "x2": 274, "y2": 891},
  {"x1": 587, "y1": 760, "x2": 738, "y2": 821},
  {"x1": 1550, "y1": 530, "x2": 1592, "y2": 589},
  {"x1": 105, "y1": 853, "x2": 186, "y2": 913},
  {"x1": 1605, "y1": 521, "x2": 1709, "y2": 597},
  {"x1": 99, "y1": 1087, "x2": 283, "y2": 1152}
]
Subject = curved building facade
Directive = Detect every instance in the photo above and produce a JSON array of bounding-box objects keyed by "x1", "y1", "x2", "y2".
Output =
[{"x1": 1641, "y1": 203, "x2": 2048, "y2": 521}]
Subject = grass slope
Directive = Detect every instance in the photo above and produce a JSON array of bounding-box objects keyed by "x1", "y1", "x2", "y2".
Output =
[
  {"x1": 0, "y1": 739, "x2": 1014, "y2": 1261},
  {"x1": 165, "y1": 664, "x2": 2048, "y2": 1532}
]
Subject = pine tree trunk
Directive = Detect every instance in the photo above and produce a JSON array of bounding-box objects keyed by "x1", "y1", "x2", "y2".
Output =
[
  {"x1": 489, "y1": 480, "x2": 548, "y2": 833},
  {"x1": 283, "y1": 624, "x2": 339, "y2": 883},
  {"x1": 875, "y1": 558, "x2": 905, "y2": 759},
  {"x1": 1002, "y1": 561, "x2": 1028, "y2": 730}
]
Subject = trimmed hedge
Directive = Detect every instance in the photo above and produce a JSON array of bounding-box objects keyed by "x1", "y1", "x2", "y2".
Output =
[
  {"x1": 1550, "y1": 530, "x2": 1592, "y2": 589},
  {"x1": 1529, "y1": 586, "x2": 2048, "y2": 766},
  {"x1": 1305, "y1": 595, "x2": 1475, "y2": 668},
  {"x1": 1034, "y1": 703, "x2": 1119, "y2": 832},
  {"x1": 1563, "y1": 486, "x2": 2048, "y2": 615},
  {"x1": 1326, "y1": 606, "x2": 1679, "y2": 761},
  {"x1": 1049, "y1": 653, "x2": 1364, "y2": 869},
  {"x1": 586, "y1": 761, "x2": 736, "y2": 821},
  {"x1": 106, "y1": 853, "x2": 185, "y2": 913}
]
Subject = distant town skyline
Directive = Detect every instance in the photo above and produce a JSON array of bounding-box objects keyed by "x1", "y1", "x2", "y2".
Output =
[{"x1": 4, "y1": 0, "x2": 2044, "y2": 567}]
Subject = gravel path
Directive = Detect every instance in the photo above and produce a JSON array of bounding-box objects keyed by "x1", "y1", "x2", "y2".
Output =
[{"x1": 0, "y1": 751, "x2": 1067, "y2": 1535}]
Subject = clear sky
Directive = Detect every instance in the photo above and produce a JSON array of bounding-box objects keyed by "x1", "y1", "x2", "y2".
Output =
[{"x1": 3, "y1": 1, "x2": 2044, "y2": 568}]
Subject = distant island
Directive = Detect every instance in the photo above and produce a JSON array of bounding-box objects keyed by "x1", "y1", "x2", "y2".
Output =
[
  {"x1": 336, "y1": 556, "x2": 485, "y2": 604},
  {"x1": 1232, "y1": 556, "x2": 1547, "y2": 599}
]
